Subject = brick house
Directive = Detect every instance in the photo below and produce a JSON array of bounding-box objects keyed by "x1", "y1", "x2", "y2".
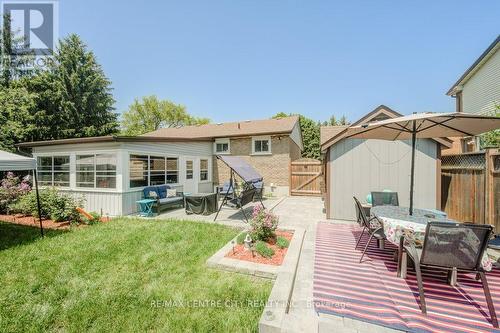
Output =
[{"x1": 144, "y1": 116, "x2": 303, "y2": 196}]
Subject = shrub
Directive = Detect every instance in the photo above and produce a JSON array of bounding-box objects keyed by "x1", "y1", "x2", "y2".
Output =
[
  {"x1": 236, "y1": 232, "x2": 247, "y2": 245},
  {"x1": 9, "y1": 187, "x2": 82, "y2": 223},
  {"x1": 276, "y1": 236, "x2": 290, "y2": 249},
  {"x1": 255, "y1": 241, "x2": 275, "y2": 258},
  {"x1": 249, "y1": 204, "x2": 279, "y2": 242},
  {"x1": 81, "y1": 211, "x2": 101, "y2": 225},
  {"x1": 0, "y1": 172, "x2": 31, "y2": 213}
]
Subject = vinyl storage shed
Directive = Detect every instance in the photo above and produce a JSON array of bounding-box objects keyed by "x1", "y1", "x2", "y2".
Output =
[{"x1": 320, "y1": 106, "x2": 452, "y2": 221}]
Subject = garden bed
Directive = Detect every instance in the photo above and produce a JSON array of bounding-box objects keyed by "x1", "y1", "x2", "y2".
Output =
[
  {"x1": 225, "y1": 230, "x2": 293, "y2": 266},
  {"x1": 0, "y1": 214, "x2": 111, "y2": 230}
]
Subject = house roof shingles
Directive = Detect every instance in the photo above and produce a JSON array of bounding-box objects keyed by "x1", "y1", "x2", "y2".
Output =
[
  {"x1": 143, "y1": 115, "x2": 299, "y2": 139},
  {"x1": 16, "y1": 116, "x2": 300, "y2": 148}
]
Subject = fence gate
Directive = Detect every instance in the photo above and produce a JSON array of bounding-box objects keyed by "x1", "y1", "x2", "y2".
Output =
[
  {"x1": 441, "y1": 149, "x2": 499, "y2": 229},
  {"x1": 290, "y1": 158, "x2": 323, "y2": 196}
]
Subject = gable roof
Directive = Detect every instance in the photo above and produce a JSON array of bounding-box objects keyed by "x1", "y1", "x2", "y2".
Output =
[
  {"x1": 143, "y1": 115, "x2": 300, "y2": 139},
  {"x1": 320, "y1": 126, "x2": 348, "y2": 146},
  {"x1": 320, "y1": 105, "x2": 453, "y2": 152},
  {"x1": 447, "y1": 35, "x2": 500, "y2": 96}
]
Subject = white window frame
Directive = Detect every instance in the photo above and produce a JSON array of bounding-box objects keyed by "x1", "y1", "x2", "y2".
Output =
[
  {"x1": 252, "y1": 136, "x2": 272, "y2": 155},
  {"x1": 199, "y1": 158, "x2": 210, "y2": 182},
  {"x1": 76, "y1": 153, "x2": 117, "y2": 189},
  {"x1": 36, "y1": 155, "x2": 71, "y2": 188},
  {"x1": 128, "y1": 153, "x2": 180, "y2": 189},
  {"x1": 214, "y1": 138, "x2": 230, "y2": 154}
]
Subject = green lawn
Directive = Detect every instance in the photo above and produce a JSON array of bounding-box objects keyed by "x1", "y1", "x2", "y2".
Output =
[{"x1": 0, "y1": 218, "x2": 272, "y2": 332}]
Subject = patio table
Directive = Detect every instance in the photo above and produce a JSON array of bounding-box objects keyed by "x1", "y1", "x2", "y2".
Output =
[
  {"x1": 371, "y1": 206, "x2": 493, "y2": 283},
  {"x1": 136, "y1": 199, "x2": 156, "y2": 217}
]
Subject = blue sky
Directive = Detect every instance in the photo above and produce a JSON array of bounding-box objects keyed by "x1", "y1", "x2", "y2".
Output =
[{"x1": 60, "y1": 0, "x2": 499, "y2": 123}]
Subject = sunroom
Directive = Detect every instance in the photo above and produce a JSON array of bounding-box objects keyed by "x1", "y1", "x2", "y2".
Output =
[{"x1": 18, "y1": 136, "x2": 214, "y2": 216}]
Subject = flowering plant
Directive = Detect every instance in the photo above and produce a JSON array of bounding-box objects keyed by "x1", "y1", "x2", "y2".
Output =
[
  {"x1": 249, "y1": 204, "x2": 279, "y2": 241},
  {"x1": 0, "y1": 172, "x2": 32, "y2": 213}
]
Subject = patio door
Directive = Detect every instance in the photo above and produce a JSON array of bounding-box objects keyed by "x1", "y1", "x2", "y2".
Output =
[{"x1": 183, "y1": 158, "x2": 198, "y2": 194}]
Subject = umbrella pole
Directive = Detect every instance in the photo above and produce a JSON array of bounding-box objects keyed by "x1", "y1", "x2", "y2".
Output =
[
  {"x1": 33, "y1": 170, "x2": 44, "y2": 237},
  {"x1": 409, "y1": 121, "x2": 416, "y2": 216}
]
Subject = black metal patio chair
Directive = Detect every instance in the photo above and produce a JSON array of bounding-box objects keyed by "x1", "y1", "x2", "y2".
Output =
[
  {"x1": 371, "y1": 191, "x2": 399, "y2": 207},
  {"x1": 353, "y1": 196, "x2": 386, "y2": 263},
  {"x1": 403, "y1": 221, "x2": 497, "y2": 327}
]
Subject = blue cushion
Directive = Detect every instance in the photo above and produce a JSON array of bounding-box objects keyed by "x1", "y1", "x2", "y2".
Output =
[
  {"x1": 143, "y1": 186, "x2": 160, "y2": 199},
  {"x1": 157, "y1": 185, "x2": 170, "y2": 199}
]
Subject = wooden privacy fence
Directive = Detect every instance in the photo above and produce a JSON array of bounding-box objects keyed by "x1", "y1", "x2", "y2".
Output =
[
  {"x1": 441, "y1": 149, "x2": 500, "y2": 230},
  {"x1": 290, "y1": 158, "x2": 323, "y2": 196}
]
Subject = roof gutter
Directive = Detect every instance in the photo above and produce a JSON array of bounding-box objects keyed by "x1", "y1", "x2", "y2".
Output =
[{"x1": 16, "y1": 135, "x2": 214, "y2": 148}]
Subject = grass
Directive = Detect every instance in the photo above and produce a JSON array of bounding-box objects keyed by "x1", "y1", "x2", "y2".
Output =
[
  {"x1": 0, "y1": 221, "x2": 66, "y2": 251},
  {"x1": 0, "y1": 218, "x2": 272, "y2": 332}
]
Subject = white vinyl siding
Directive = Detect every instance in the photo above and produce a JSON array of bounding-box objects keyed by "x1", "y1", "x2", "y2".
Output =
[
  {"x1": 31, "y1": 140, "x2": 215, "y2": 216},
  {"x1": 461, "y1": 49, "x2": 500, "y2": 115},
  {"x1": 290, "y1": 122, "x2": 304, "y2": 150},
  {"x1": 327, "y1": 138, "x2": 438, "y2": 221}
]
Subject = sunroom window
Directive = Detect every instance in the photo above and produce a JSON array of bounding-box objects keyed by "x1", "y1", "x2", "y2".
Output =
[
  {"x1": 76, "y1": 154, "x2": 117, "y2": 189},
  {"x1": 129, "y1": 155, "x2": 179, "y2": 188},
  {"x1": 37, "y1": 156, "x2": 70, "y2": 187}
]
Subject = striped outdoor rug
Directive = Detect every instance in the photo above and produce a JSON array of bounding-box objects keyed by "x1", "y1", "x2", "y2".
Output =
[{"x1": 313, "y1": 222, "x2": 500, "y2": 333}]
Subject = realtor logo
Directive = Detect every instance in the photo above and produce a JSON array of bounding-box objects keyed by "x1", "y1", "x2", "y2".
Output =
[{"x1": 1, "y1": 0, "x2": 58, "y2": 55}]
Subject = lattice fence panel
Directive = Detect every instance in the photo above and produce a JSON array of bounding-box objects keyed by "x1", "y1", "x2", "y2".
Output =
[{"x1": 442, "y1": 153, "x2": 486, "y2": 170}]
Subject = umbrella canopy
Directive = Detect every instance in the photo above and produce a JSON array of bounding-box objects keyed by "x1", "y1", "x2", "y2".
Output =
[
  {"x1": 0, "y1": 149, "x2": 37, "y2": 171},
  {"x1": 344, "y1": 112, "x2": 500, "y2": 215},
  {"x1": 345, "y1": 112, "x2": 500, "y2": 140}
]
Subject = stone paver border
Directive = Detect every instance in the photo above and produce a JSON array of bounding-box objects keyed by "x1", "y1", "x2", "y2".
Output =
[{"x1": 206, "y1": 227, "x2": 305, "y2": 280}]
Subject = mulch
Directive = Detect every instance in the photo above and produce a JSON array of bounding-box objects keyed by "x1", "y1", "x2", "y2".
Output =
[
  {"x1": 0, "y1": 214, "x2": 111, "y2": 230},
  {"x1": 225, "y1": 230, "x2": 294, "y2": 266}
]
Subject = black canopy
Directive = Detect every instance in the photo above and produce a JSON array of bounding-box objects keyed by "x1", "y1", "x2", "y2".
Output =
[{"x1": 216, "y1": 155, "x2": 263, "y2": 184}]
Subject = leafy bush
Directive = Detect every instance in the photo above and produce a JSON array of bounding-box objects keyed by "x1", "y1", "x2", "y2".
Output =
[
  {"x1": 249, "y1": 204, "x2": 279, "y2": 242},
  {"x1": 81, "y1": 211, "x2": 101, "y2": 225},
  {"x1": 0, "y1": 172, "x2": 31, "y2": 213},
  {"x1": 276, "y1": 236, "x2": 290, "y2": 249},
  {"x1": 255, "y1": 241, "x2": 275, "y2": 258},
  {"x1": 9, "y1": 187, "x2": 82, "y2": 223},
  {"x1": 236, "y1": 232, "x2": 248, "y2": 245}
]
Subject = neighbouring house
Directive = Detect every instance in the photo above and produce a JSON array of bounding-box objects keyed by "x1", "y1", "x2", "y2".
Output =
[
  {"x1": 16, "y1": 116, "x2": 302, "y2": 216},
  {"x1": 320, "y1": 105, "x2": 452, "y2": 221},
  {"x1": 445, "y1": 35, "x2": 500, "y2": 154}
]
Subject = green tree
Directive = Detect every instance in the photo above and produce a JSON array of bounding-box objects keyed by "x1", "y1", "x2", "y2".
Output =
[
  {"x1": 0, "y1": 13, "x2": 35, "y2": 87},
  {"x1": 323, "y1": 114, "x2": 350, "y2": 126},
  {"x1": 480, "y1": 105, "x2": 500, "y2": 149},
  {"x1": 0, "y1": 85, "x2": 36, "y2": 151},
  {"x1": 272, "y1": 112, "x2": 321, "y2": 159},
  {"x1": 121, "y1": 95, "x2": 210, "y2": 136},
  {"x1": 47, "y1": 34, "x2": 118, "y2": 138}
]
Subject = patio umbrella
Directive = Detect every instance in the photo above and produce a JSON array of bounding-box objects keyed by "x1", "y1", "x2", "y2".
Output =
[{"x1": 344, "y1": 112, "x2": 500, "y2": 215}]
